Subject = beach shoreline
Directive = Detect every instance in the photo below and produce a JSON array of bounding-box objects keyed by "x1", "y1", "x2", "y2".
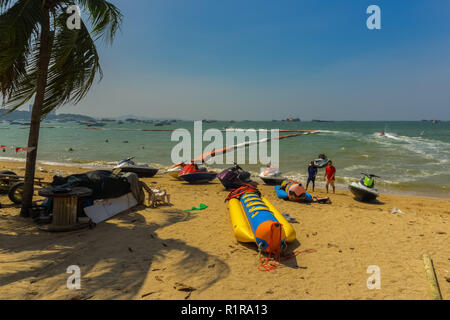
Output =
[
  {"x1": 0, "y1": 159, "x2": 449, "y2": 300},
  {"x1": 1, "y1": 157, "x2": 449, "y2": 199}
]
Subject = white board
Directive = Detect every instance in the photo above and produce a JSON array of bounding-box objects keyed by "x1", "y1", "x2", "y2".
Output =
[{"x1": 84, "y1": 193, "x2": 138, "y2": 224}]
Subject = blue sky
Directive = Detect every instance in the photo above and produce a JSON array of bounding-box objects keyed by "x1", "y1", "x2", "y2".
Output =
[{"x1": 63, "y1": 0, "x2": 450, "y2": 120}]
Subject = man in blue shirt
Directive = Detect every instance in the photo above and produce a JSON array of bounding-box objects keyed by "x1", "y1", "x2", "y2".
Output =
[{"x1": 306, "y1": 161, "x2": 318, "y2": 192}]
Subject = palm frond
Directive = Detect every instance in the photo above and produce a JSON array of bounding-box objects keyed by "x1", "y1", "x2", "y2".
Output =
[
  {"x1": 41, "y1": 10, "x2": 102, "y2": 116},
  {"x1": 1, "y1": 0, "x2": 122, "y2": 118},
  {"x1": 0, "y1": 0, "x2": 43, "y2": 110},
  {"x1": 76, "y1": 0, "x2": 122, "y2": 43}
]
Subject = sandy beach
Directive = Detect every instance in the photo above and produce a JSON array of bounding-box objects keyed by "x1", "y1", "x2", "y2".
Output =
[{"x1": 0, "y1": 160, "x2": 449, "y2": 300}]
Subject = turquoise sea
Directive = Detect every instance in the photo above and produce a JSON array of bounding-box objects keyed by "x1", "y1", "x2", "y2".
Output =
[{"x1": 1, "y1": 120, "x2": 449, "y2": 197}]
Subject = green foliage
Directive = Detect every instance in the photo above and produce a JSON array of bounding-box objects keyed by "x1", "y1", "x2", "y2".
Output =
[{"x1": 0, "y1": 0, "x2": 122, "y2": 117}]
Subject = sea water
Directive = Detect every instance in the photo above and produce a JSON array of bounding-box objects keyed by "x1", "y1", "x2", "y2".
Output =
[{"x1": 1, "y1": 120, "x2": 449, "y2": 197}]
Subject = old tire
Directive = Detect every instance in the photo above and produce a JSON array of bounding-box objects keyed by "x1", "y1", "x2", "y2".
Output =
[
  {"x1": 0, "y1": 170, "x2": 17, "y2": 176},
  {"x1": 0, "y1": 170, "x2": 17, "y2": 194},
  {"x1": 8, "y1": 181, "x2": 25, "y2": 204}
]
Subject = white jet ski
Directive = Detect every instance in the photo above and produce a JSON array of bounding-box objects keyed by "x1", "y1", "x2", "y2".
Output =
[
  {"x1": 348, "y1": 173, "x2": 380, "y2": 202},
  {"x1": 259, "y1": 166, "x2": 286, "y2": 185},
  {"x1": 314, "y1": 154, "x2": 329, "y2": 168},
  {"x1": 115, "y1": 157, "x2": 158, "y2": 178}
]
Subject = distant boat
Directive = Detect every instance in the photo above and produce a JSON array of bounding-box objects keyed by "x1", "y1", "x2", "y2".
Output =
[
  {"x1": 312, "y1": 119, "x2": 334, "y2": 123},
  {"x1": 282, "y1": 118, "x2": 301, "y2": 122},
  {"x1": 85, "y1": 122, "x2": 105, "y2": 127}
]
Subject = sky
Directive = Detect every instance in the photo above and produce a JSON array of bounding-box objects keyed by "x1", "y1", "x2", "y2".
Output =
[{"x1": 27, "y1": 1, "x2": 450, "y2": 120}]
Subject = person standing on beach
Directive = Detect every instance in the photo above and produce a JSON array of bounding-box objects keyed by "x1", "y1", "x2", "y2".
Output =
[
  {"x1": 324, "y1": 160, "x2": 336, "y2": 194},
  {"x1": 306, "y1": 161, "x2": 318, "y2": 192}
]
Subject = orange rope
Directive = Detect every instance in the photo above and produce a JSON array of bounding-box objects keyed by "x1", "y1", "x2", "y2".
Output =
[{"x1": 257, "y1": 248, "x2": 317, "y2": 271}]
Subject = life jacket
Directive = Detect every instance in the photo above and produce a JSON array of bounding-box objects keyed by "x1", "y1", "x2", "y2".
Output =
[
  {"x1": 281, "y1": 180, "x2": 306, "y2": 201},
  {"x1": 363, "y1": 176, "x2": 374, "y2": 188}
]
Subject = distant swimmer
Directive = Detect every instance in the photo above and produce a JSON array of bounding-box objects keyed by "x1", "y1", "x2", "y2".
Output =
[
  {"x1": 68, "y1": 148, "x2": 74, "y2": 152},
  {"x1": 420, "y1": 131, "x2": 425, "y2": 136},
  {"x1": 380, "y1": 131, "x2": 385, "y2": 136},
  {"x1": 105, "y1": 139, "x2": 109, "y2": 143},
  {"x1": 123, "y1": 141, "x2": 128, "y2": 143}
]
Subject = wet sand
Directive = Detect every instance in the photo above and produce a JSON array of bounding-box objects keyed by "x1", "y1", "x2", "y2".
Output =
[{"x1": 0, "y1": 160, "x2": 449, "y2": 300}]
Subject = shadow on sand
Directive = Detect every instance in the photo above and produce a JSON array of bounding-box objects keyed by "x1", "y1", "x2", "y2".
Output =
[{"x1": 0, "y1": 206, "x2": 230, "y2": 299}]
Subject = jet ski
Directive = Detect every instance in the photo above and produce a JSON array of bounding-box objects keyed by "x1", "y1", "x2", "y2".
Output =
[
  {"x1": 167, "y1": 163, "x2": 186, "y2": 180},
  {"x1": 218, "y1": 163, "x2": 258, "y2": 190},
  {"x1": 313, "y1": 154, "x2": 329, "y2": 168},
  {"x1": 178, "y1": 163, "x2": 217, "y2": 184},
  {"x1": 114, "y1": 157, "x2": 158, "y2": 178},
  {"x1": 259, "y1": 166, "x2": 286, "y2": 185},
  {"x1": 348, "y1": 173, "x2": 380, "y2": 202}
]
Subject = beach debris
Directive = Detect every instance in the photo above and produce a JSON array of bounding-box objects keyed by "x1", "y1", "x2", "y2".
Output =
[
  {"x1": 174, "y1": 282, "x2": 196, "y2": 293},
  {"x1": 423, "y1": 254, "x2": 443, "y2": 300},
  {"x1": 71, "y1": 295, "x2": 94, "y2": 300},
  {"x1": 184, "y1": 203, "x2": 208, "y2": 212},
  {"x1": 282, "y1": 213, "x2": 297, "y2": 223},
  {"x1": 141, "y1": 292, "x2": 156, "y2": 298},
  {"x1": 391, "y1": 207, "x2": 406, "y2": 215}
]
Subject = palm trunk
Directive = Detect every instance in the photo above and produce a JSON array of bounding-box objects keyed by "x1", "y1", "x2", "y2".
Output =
[{"x1": 20, "y1": 9, "x2": 51, "y2": 217}]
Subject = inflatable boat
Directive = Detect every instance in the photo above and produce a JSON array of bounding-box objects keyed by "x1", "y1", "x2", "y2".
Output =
[{"x1": 227, "y1": 190, "x2": 296, "y2": 252}]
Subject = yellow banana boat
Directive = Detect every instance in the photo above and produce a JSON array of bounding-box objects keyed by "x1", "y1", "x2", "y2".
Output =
[{"x1": 228, "y1": 195, "x2": 296, "y2": 246}]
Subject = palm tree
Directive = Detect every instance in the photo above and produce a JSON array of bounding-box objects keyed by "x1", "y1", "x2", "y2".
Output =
[{"x1": 0, "y1": 0, "x2": 122, "y2": 216}]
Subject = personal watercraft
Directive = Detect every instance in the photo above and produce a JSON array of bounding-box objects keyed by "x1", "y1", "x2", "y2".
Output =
[
  {"x1": 348, "y1": 173, "x2": 380, "y2": 202},
  {"x1": 313, "y1": 154, "x2": 329, "y2": 168},
  {"x1": 217, "y1": 163, "x2": 257, "y2": 190},
  {"x1": 167, "y1": 163, "x2": 186, "y2": 179},
  {"x1": 115, "y1": 157, "x2": 158, "y2": 178},
  {"x1": 178, "y1": 163, "x2": 217, "y2": 183},
  {"x1": 259, "y1": 166, "x2": 286, "y2": 185}
]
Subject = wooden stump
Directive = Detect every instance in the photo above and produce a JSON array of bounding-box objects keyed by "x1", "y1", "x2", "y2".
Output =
[
  {"x1": 38, "y1": 187, "x2": 93, "y2": 231},
  {"x1": 52, "y1": 196, "x2": 78, "y2": 226}
]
